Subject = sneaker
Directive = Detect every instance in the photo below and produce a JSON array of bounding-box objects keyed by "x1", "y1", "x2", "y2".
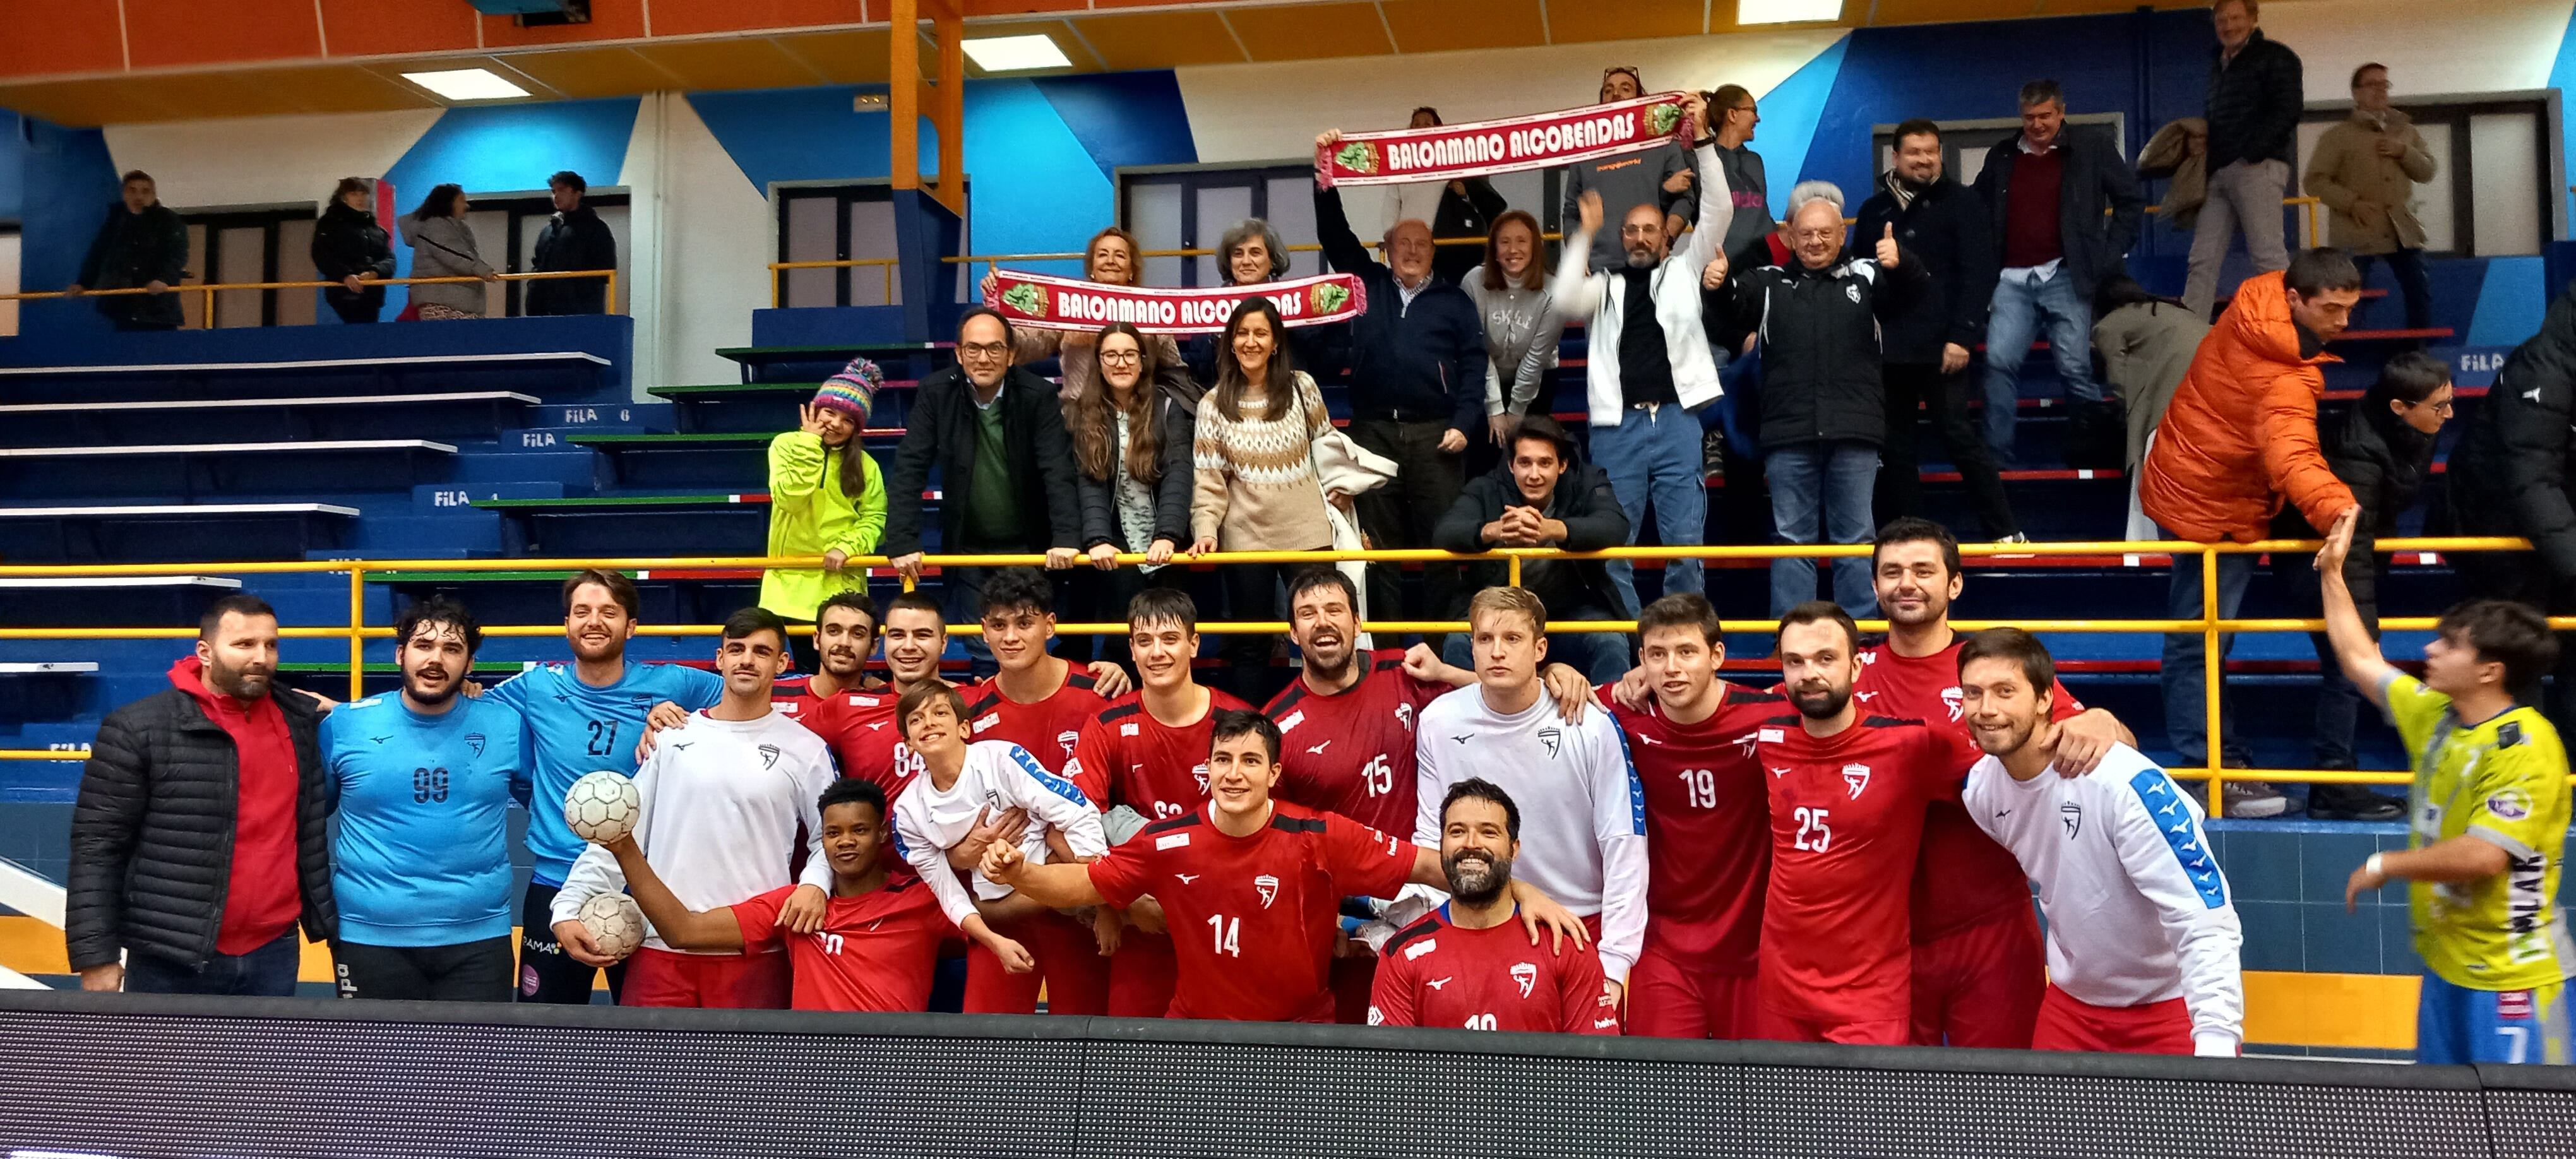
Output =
[
  {"x1": 1995, "y1": 532, "x2": 2030, "y2": 544},
  {"x1": 2308, "y1": 783, "x2": 2406, "y2": 822},
  {"x1": 2222, "y1": 780, "x2": 2289, "y2": 819},
  {"x1": 1702, "y1": 430, "x2": 1727, "y2": 484}
]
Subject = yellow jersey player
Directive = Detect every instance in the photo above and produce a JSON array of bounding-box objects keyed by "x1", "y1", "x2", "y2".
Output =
[{"x1": 2318, "y1": 510, "x2": 2575, "y2": 1064}]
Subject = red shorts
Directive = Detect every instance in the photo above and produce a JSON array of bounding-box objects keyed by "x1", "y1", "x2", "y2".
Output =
[
  {"x1": 621, "y1": 946, "x2": 792, "y2": 1009},
  {"x1": 2032, "y1": 985, "x2": 2196, "y2": 1055},
  {"x1": 1756, "y1": 1006, "x2": 1908, "y2": 1046},
  {"x1": 1909, "y1": 906, "x2": 2044, "y2": 1048},
  {"x1": 1107, "y1": 930, "x2": 1177, "y2": 1018},
  {"x1": 963, "y1": 911, "x2": 1111, "y2": 1016},
  {"x1": 1329, "y1": 954, "x2": 1376, "y2": 1025},
  {"x1": 1627, "y1": 946, "x2": 1760, "y2": 1040}
]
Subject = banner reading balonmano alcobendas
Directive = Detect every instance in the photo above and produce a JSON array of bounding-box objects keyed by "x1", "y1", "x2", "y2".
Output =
[
  {"x1": 983, "y1": 270, "x2": 1368, "y2": 335},
  {"x1": 1314, "y1": 92, "x2": 1696, "y2": 189}
]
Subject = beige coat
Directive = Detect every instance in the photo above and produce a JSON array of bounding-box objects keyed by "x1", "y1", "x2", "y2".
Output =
[
  {"x1": 2304, "y1": 108, "x2": 2436, "y2": 254},
  {"x1": 2140, "y1": 117, "x2": 2209, "y2": 232}
]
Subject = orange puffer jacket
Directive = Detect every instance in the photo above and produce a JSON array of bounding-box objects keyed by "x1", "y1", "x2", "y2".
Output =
[{"x1": 2140, "y1": 271, "x2": 2357, "y2": 542}]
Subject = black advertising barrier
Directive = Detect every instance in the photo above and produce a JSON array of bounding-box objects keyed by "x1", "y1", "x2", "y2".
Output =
[{"x1": 0, "y1": 989, "x2": 2561, "y2": 1158}]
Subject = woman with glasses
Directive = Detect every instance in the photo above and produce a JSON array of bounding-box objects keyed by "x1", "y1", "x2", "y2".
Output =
[
  {"x1": 1063, "y1": 323, "x2": 1201, "y2": 664},
  {"x1": 2270, "y1": 351, "x2": 2454, "y2": 814},
  {"x1": 1188, "y1": 297, "x2": 1336, "y2": 703},
  {"x1": 985, "y1": 227, "x2": 1181, "y2": 400}
]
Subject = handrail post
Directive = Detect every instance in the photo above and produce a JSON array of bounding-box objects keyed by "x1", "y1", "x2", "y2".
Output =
[
  {"x1": 1508, "y1": 552, "x2": 1522, "y2": 588},
  {"x1": 772, "y1": 266, "x2": 782, "y2": 310},
  {"x1": 2202, "y1": 545, "x2": 2224, "y2": 814},
  {"x1": 606, "y1": 270, "x2": 618, "y2": 315},
  {"x1": 347, "y1": 565, "x2": 366, "y2": 703}
]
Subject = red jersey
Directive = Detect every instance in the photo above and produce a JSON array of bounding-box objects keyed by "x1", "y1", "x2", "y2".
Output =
[
  {"x1": 1086, "y1": 801, "x2": 1414, "y2": 1021},
  {"x1": 1264, "y1": 651, "x2": 1449, "y2": 835},
  {"x1": 1753, "y1": 713, "x2": 1964, "y2": 1023},
  {"x1": 1066, "y1": 687, "x2": 1252, "y2": 821},
  {"x1": 732, "y1": 878, "x2": 950, "y2": 1012},
  {"x1": 964, "y1": 666, "x2": 1105, "y2": 775},
  {"x1": 1368, "y1": 906, "x2": 1619, "y2": 1034},
  {"x1": 775, "y1": 685, "x2": 919, "y2": 799},
  {"x1": 1855, "y1": 641, "x2": 2082, "y2": 944},
  {"x1": 1608, "y1": 682, "x2": 1786, "y2": 976}
]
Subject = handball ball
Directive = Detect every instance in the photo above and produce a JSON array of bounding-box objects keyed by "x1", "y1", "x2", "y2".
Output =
[
  {"x1": 578, "y1": 893, "x2": 647, "y2": 961},
  {"x1": 564, "y1": 770, "x2": 640, "y2": 845}
]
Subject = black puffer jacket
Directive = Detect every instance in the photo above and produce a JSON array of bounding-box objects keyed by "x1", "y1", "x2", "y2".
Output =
[
  {"x1": 1712, "y1": 248, "x2": 1927, "y2": 451},
  {"x1": 2448, "y1": 285, "x2": 2576, "y2": 584},
  {"x1": 76, "y1": 201, "x2": 189, "y2": 329},
  {"x1": 527, "y1": 204, "x2": 616, "y2": 316},
  {"x1": 65, "y1": 674, "x2": 337, "y2": 972},
  {"x1": 2205, "y1": 30, "x2": 2305, "y2": 170},
  {"x1": 1073, "y1": 371, "x2": 1203, "y2": 552},
  {"x1": 1854, "y1": 175, "x2": 1996, "y2": 365},
  {"x1": 1434, "y1": 433, "x2": 1629, "y2": 619},
  {"x1": 311, "y1": 200, "x2": 395, "y2": 316},
  {"x1": 2273, "y1": 397, "x2": 2438, "y2": 616}
]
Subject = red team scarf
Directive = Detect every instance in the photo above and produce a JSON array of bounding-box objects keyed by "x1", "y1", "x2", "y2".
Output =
[
  {"x1": 1313, "y1": 92, "x2": 1698, "y2": 189},
  {"x1": 984, "y1": 270, "x2": 1368, "y2": 335}
]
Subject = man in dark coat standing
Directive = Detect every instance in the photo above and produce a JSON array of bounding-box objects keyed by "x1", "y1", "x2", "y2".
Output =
[
  {"x1": 2446, "y1": 282, "x2": 2576, "y2": 741},
  {"x1": 68, "y1": 170, "x2": 189, "y2": 331},
  {"x1": 1856, "y1": 119, "x2": 2019, "y2": 542},
  {"x1": 525, "y1": 170, "x2": 616, "y2": 316},
  {"x1": 2185, "y1": 0, "x2": 2304, "y2": 319},
  {"x1": 67, "y1": 594, "x2": 338, "y2": 996}
]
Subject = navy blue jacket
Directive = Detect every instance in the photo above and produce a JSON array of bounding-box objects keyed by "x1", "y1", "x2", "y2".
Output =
[{"x1": 1313, "y1": 185, "x2": 1489, "y2": 439}]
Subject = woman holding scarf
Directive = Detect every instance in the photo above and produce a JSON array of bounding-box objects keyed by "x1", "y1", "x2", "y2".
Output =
[{"x1": 987, "y1": 227, "x2": 1181, "y2": 400}]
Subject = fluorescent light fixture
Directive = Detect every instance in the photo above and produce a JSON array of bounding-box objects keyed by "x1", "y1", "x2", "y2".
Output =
[
  {"x1": 1738, "y1": 0, "x2": 1844, "y2": 23},
  {"x1": 401, "y1": 68, "x2": 532, "y2": 102},
  {"x1": 962, "y1": 35, "x2": 1071, "y2": 73}
]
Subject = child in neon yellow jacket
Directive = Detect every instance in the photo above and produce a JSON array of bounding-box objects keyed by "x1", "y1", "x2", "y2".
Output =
[{"x1": 761, "y1": 362, "x2": 888, "y2": 629}]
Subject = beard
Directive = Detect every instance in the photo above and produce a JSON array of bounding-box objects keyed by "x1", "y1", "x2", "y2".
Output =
[
  {"x1": 820, "y1": 643, "x2": 866, "y2": 679},
  {"x1": 1972, "y1": 713, "x2": 2040, "y2": 758},
  {"x1": 403, "y1": 667, "x2": 462, "y2": 707},
  {"x1": 1623, "y1": 246, "x2": 1660, "y2": 268},
  {"x1": 207, "y1": 656, "x2": 272, "y2": 700},
  {"x1": 1788, "y1": 680, "x2": 1852, "y2": 721},
  {"x1": 1443, "y1": 848, "x2": 1513, "y2": 905}
]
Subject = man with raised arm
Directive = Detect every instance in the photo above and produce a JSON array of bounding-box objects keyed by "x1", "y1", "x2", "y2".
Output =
[
  {"x1": 985, "y1": 710, "x2": 1588, "y2": 1022},
  {"x1": 2320, "y1": 510, "x2": 2576, "y2": 1065},
  {"x1": 1958, "y1": 628, "x2": 2243, "y2": 1056},
  {"x1": 593, "y1": 778, "x2": 950, "y2": 1013}
]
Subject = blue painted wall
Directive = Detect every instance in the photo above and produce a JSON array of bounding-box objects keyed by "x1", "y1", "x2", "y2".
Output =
[
  {"x1": 13, "y1": 117, "x2": 123, "y2": 339},
  {"x1": 376, "y1": 97, "x2": 644, "y2": 316}
]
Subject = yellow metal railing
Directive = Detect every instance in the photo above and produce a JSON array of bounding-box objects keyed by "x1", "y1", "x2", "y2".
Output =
[
  {"x1": 767, "y1": 259, "x2": 900, "y2": 309},
  {"x1": 0, "y1": 537, "x2": 2560, "y2": 813},
  {"x1": 1, "y1": 270, "x2": 619, "y2": 327}
]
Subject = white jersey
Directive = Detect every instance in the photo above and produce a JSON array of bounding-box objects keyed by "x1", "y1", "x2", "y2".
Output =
[
  {"x1": 1412, "y1": 684, "x2": 1648, "y2": 984},
  {"x1": 1965, "y1": 742, "x2": 2245, "y2": 1056},
  {"x1": 552, "y1": 708, "x2": 838, "y2": 955},
  {"x1": 891, "y1": 740, "x2": 1110, "y2": 928}
]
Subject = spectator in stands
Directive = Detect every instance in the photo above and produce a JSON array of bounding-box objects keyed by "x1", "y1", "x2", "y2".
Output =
[
  {"x1": 67, "y1": 594, "x2": 337, "y2": 996},
  {"x1": 2093, "y1": 276, "x2": 2213, "y2": 539},
  {"x1": 1706, "y1": 84, "x2": 1774, "y2": 276},
  {"x1": 1179, "y1": 218, "x2": 1338, "y2": 386},
  {"x1": 2269, "y1": 352, "x2": 2450, "y2": 818},
  {"x1": 1971, "y1": 80, "x2": 2145, "y2": 468},
  {"x1": 886, "y1": 308, "x2": 1082, "y2": 675},
  {"x1": 66, "y1": 170, "x2": 187, "y2": 331},
  {"x1": 398, "y1": 184, "x2": 498, "y2": 321},
  {"x1": 993, "y1": 227, "x2": 1182, "y2": 400},
  {"x1": 1376, "y1": 108, "x2": 1509, "y2": 288},
  {"x1": 1434, "y1": 418, "x2": 1633, "y2": 682},
  {"x1": 2439, "y1": 282, "x2": 2576, "y2": 740},
  {"x1": 762, "y1": 360, "x2": 889, "y2": 674},
  {"x1": 1565, "y1": 67, "x2": 1695, "y2": 271},
  {"x1": 311, "y1": 177, "x2": 393, "y2": 324},
  {"x1": 1191, "y1": 296, "x2": 1339, "y2": 703},
  {"x1": 1068, "y1": 322, "x2": 1200, "y2": 664},
  {"x1": 1463, "y1": 210, "x2": 1563, "y2": 443},
  {"x1": 2306, "y1": 63, "x2": 2438, "y2": 331},
  {"x1": 1315, "y1": 130, "x2": 1489, "y2": 636},
  {"x1": 2141, "y1": 249, "x2": 2363, "y2": 816},
  {"x1": 1856, "y1": 119, "x2": 2020, "y2": 542},
  {"x1": 1707, "y1": 181, "x2": 1924, "y2": 618},
  {"x1": 2185, "y1": 0, "x2": 2304, "y2": 319},
  {"x1": 1551, "y1": 94, "x2": 1727, "y2": 617},
  {"x1": 526, "y1": 170, "x2": 614, "y2": 316}
]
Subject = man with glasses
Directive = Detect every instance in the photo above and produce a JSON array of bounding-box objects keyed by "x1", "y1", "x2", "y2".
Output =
[
  {"x1": 886, "y1": 307, "x2": 1083, "y2": 677},
  {"x1": 2306, "y1": 63, "x2": 2437, "y2": 331}
]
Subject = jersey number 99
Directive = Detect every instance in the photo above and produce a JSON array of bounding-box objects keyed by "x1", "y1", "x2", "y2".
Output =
[{"x1": 412, "y1": 766, "x2": 450, "y2": 804}]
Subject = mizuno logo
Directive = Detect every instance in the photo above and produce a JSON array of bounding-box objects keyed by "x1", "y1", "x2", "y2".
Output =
[
  {"x1": 1426, "y1": 977, "x2": 1453, "y2": 990},
  {"x1": 1854, "y1": 691, "x2": 1878, "y2": 702},
  {"x1": 1770, "y1": 767, "x2": 1791, "y2": 778},
  {"x1": 866, "y1": 722, "x2": 889, "y2": 732},
  {"x1": 369, "y1": 736, "x2": 390, "y2": 745},
  {"x1": 1175, "y1": 873, "x2": 1200, "y2": 884},
  {"x1": 1452, "y1": 734, "x2": 1474, "y2": 744},
  {"x1": 1308, "y1": 740, "x2": 1332, "y2": 754}
]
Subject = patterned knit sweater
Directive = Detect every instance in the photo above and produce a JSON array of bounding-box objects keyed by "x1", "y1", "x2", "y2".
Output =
[{"x1": 1191, "y1": 371, "x2": 1333, "y2": 550}]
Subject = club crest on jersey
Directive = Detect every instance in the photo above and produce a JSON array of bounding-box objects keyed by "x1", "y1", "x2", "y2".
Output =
[
  {"x1": 1254, "y1": 874, "x2": 1280, "y2": 908},
  {"x1": 465, "y1": 733, "x2": 486, "y2": 757},
  {"x1": 1510, "y1": 961, "x2": 1537, "y2": 999},
  {"x1": 2060, "y1": 801, "x2": 2082, "y2": 839},
  {"x1": 1396, "y1": 703, "x2": 1416, "y2": 732},
  {"x1": 1278, "y1": 710, "x2": 1307, "y2": 732},
  {"x1": 759, "y1": 744, "x2": 781, "y2": 769},
  {"x1": 1194, "y1": 764, "x2": 1211, "y2": 794},
  {"x1": 1941, "y1": 686, "x2": 1964, "y2": 722},
  {"x1": 1538, "y1": 727, "x2": 1562, "y2": 759},
  {"x1": 1842, "y1": 763, "x2": 1871, "y2": 799},
  {"x1": 1057, "y1": 730, "x2": 1080, "y2": 759}
]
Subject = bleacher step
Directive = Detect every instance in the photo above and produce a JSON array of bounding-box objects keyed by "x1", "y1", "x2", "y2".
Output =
[{"x1": 412, "y1": 482, "x2": 569, "y2": 513}]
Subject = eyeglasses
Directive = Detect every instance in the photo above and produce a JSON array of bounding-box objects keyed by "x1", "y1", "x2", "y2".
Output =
[
  {"x1": 958, "y1": 342, "x2": 1010, "y2": 362},
  {"x1": 2409, "y1": 398, "x2": 2455, "y2": 416},
  {"x1": 1790, "y1": 229, "x2": 1842, "y2": 244},
  {"x1": 1097, "y1": 350, "x2": 1142, "y2": 366}
]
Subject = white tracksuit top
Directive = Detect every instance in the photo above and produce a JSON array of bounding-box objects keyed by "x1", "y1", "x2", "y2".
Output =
[{"x1": 893, "y1": 740, "x2": 1109, "y2": 928}]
